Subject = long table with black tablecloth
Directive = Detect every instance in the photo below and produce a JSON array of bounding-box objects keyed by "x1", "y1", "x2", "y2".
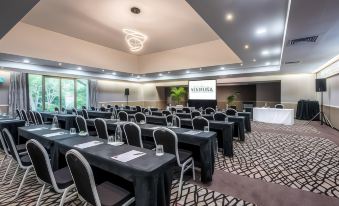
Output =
[
  {"x1": 0, "y1": 118, "x2": 26, "y2": 144},
  {"x1": 237, "y1": 112, "x2": 251, "y2": 132},
  {"x1": 296, "y1": 100, "x2": 320, "y2": 120},
  {"x1": 40, "y1": 112, "x2": 76, "y2": 130},
  {"x1": 18, "y1": 125, "x2": 176, "y2": 206},
  {"x1": 86, "y1": 119, "x2": 216, "y2": 183}
]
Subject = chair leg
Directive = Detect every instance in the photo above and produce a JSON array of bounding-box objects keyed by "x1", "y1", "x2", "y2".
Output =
[
  {"x1": 14, "y1": 166, "x2": 31, "y2": 198},
  {"x1": 36, "y1": 184, "x2": 46, "y2": 206},
  {"x1": 1, "y1": 158, "x2": 13, "y2": 183},
  {"x1": 59, "y1": 185, "x2": 75, "y2": 206},
  {"x1": 0, "y1": 154, "x2": 6, "y2": 170},
  {"x1": 191, "y1": 160, "x2": 196, "y2": 181},
  {"x1": 178, "y1": 167, "x2": 185, "y2": 197},
  {"x1": 9, "y1": 165, "x2": 19, "y2": 186}
]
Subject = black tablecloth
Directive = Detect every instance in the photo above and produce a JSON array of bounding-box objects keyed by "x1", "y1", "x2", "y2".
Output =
[
  {"x1": 86, "y1": 119, "x2": 216, "y2": 183},
  {"x1": 87, "y1": 111, "x2": 112, "y2": 119},
  {"x1": 180, "y1": 118, "x2": 234, "y2": 157},
  {"x1": 54, "y1": 136, "x2": 175, "y2": 206},
  {"x1": 0, "y1": 119, "x2": 26, "y2": 144},
  {"x1": 116, "y1": 109, "x2": 137, "y2": 114},
  {"x1": 296, "y1": 100, "x2": 320, "y2": 120},
  {"x1": 40, "y1": 112, "x2": 76, "y2": 130}
]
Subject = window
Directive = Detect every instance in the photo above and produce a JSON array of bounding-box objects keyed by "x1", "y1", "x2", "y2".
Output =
[
  {"x1": 28, "y1": 74, "x2": 89, "y2": 111},
  {"x1": 28, "y1": 74, "x2": 43, "y2": 111}
]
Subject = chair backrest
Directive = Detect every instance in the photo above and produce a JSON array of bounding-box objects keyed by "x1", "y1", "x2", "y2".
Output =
[
  {"x1": 100, "y1": 107, "x2": 106, "y2": 112},
  {"x1": 82, "y1": 106, "x2": 87, "y2": 110},
  {"x1": 118, "y1": 111, "x2": 128, "y2": 121},
  {"x1": 136, "y1": 106, "x2": 142, "y2": 112},
  {"x1": 0, "y1": 131, "x2": 10, "y2": 156},
  {"x1": 134, "y1": 112, "x2": 146, "y2": 123},
  {"x1": 153, "y1": 128, "x2": 181, "y2": 165},
  {"x1": 28, "y1": 110, "x2": 37, "y2": 124},
  {"x1": 170, "y1": 107, "x2": 177, "y2": 113},
  {"x1": 166, "y1": 115, "x2": 181, "y2": 127},
  {"x1": 192, "y1": 117, "x2": 209, "y2": 131},
  {"x1": 214, "y1": 112, "x2": 227, "y2": 121},
  {"x1": 66, "y1": 149, "x2": 100, "y2": 206},
  {"x1": 107, "y1": 105, "x2": 111, "y2": 108},
  {"x1": 94, "y1": 118, "x2": 109, "y2": 139},
  {"x1": 275, "y1": 104, "x2": 284, "y2": 109},
  {"x1": 76, "y1": 116, "x2": 88, "y2": 133},
  {"x1": 54, "y1": 107, "x2": 59, "y2": 112},
  {"x1": 61, "y1": 108, "x2": 66, "y2": 112},
  {"x1": 143, "y1": 108, "x2": 152, "y2": 115},
  {"x1": 34, "y1": 112, "x2": 44, "y2": 124},
  {"x1": 123, "y1": 122, "x2": 143, "y2": 148},
  {"x1": 26, "y1": 139, "x2": 61, "y2": 191},
  {"x1": 191, "y1": 111, "x2": 201, "y2": 119},
  {"x1": 2, "y1": 128, "x2": 24, "y2": 167},
  {"x1": 125, "y1": 105, "x2": 130, "y2": 110},
  {"x1": 21, "y1": 109, "x2": 29, "y2": 122},
  {"x1": 90, "y1": 106, "x2": 95, "y2": 111},
  {"x1": 182, "y1": 107, "x2": 191, "y2": 114},
  {"x1": 225, "y1": 108, "x2": 237, "y2": 116},
  {"x1": 82, "y1": 109, "x2": 89, "y2": 119},
  {"x1": 16, "y1": 109, "x2": 23, "y2": 120},
  {"x1": 162, "y1": 110, "x2": 171, "y2": 116},
  {"x1": 205, "y1": 107, "x2": 215, "y2": 115},
  {"x1": 114, "y1": 105, "x2": 119, "y2": 109},
  {"x1": 72, "y1": 108, "x2": 78, "y2": 115}
]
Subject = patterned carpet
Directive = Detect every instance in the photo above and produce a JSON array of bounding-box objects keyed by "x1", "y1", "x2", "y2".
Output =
[
  {"x1": 216, "y1": 121, "x2": 339, "y2": 198},
  {"x1": 0, "y1": 152, "x2": 254, "y2": 206}
]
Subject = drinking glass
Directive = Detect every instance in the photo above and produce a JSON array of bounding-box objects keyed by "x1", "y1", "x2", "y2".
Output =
[
  {"x1": 204, "y1": 126, "x2": 209, "y2": 132},
  {"x1": 225, "y1": 117, "x2": 229, "y2": 122},
  {"x1": 130, "y1": 117, "x2": 135, "y2": 123},
  {"x1": 70, "y1": 128, "x2": 76, "y2": 135},
  {"x1": 156, "y1": 145, "x2": 164, "y2": 156}
]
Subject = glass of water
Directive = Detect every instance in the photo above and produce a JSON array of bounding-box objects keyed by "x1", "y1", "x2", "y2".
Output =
[
  {"x1": 70, "y1": 128, "x2": 76, "y2": 135},
  {"x1": 156, "y1": 145, "x2": 164, "y2": 156},
  {"x1": 204, "y1": 126, "x2": 209, "y2": 132},
  {"x1": 225, "y1": 117, "x2": 229, "y2": 122}
]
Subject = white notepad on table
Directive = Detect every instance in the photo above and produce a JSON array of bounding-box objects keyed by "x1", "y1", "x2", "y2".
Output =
[
  {"x1": 183, "y1": 130, "x2": 202, "y2": 135},
  {"x1": 43, "y1": 132, "x2": 66, "y2": 137},
  {"x1": 27, "y1": 127, "x2": 48, "y2": 131},
  {"x1": 74, "y1": 141, "x2": 103, "y2": 149},
  {"x1": 112, "y1": 150, "x2": 146, "y2": 163}
]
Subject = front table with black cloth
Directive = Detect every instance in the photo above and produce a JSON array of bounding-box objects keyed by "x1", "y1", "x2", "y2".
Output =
[
  {"x1": 0, "y1": 119, "x2": 26, "y2": 144},
  {"x1": 18, "y1": 125, "x2": 77, "y2": 169},
  {"x1": 296, "y1": 100, "x2": 320, "y2": 120},
  {"x1": 40, "y1": 112, "x2": 76, "y2": 130},
  {"x1": 54, "y1": 136, "x2": 175, "y2": 206},
  {"x1": 86, "y1": 119, "x2": 216, "y2": 183},
  {"x1": 180, "y1": 118, "x2": 234, "y2": 157}
]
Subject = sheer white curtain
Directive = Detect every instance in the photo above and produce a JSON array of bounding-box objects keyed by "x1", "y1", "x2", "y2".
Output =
[
  {"x1": 8, "y1": 72, "x2": 28, "y2": 116},
  {"x1": 89, "y1": 79, "x2": 98, "y2": 108}
]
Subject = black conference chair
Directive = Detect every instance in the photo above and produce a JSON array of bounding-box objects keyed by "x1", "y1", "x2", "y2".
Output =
[
  {"x1": 275, "y1": 104, "x2": 284, "y2": 109},
  {"x1": 28, "y1": 110, "x2": 37, "y2": 124},
  {"x1": 82, "y1": 106, "x2": 87, "y2": 110},
  {"x1": 225, "y1": 108, "x2": 238, "y2": 116},
  {"x1": 2, "y1": 128, "x2": 33, "y2": 198},
  {"x1": 182, "y1": 107, "x2": 191, "y2": 114},
  {"x1": 21, "y1": 109, "x2": 29, "y2": 123},
  {"x1": 136, "y1": 106, "x2": 142, "y2": 112},
  {"x1": 94, "y1": 118, "x2": 110, "y2": 140},
  {"x1": 107, "y1": 105, "x2": 111, "y2": 109},
  {"x1": 61, "y1": 108, "x2": 66, "y2": 113},
  {"x1": 66, "y1": 149, "x2": 135, "y2": 206},
  {"x1": 90, "y1": 106, "x2": 96, "y2": 111},
  {"x1": 76, "y1": 116, "x2": 97, "y2": 136},
  {"x1": 16, "y1": 109, "x2": 22, "y2": 120},
  {"x1": 143, "y1": 108, "x2": 152, "y2": 115},
  {"x1": 124, "y1": 122, "x2": 155, "y2": 150},
  {"x1": 54, "y1": 107, "x2": 60, "y2": 112},
  {"x1": 134, "y1": 112, "x2": 146, "y2": 123},
  {"x1": 153, "y1": 128, "x2": 195, "y2": 195},
  {"x1": 170, "y1": 107, "x2": 177, "y2": 114},
  {"x1": 26, "y1": 140, "x2": 76, "y2": 205},
  {"x1": 192, "y1": 116, "x2": 209, "y2": 131},
  {"x1": 191, "y1": 111, "x2": 201, "y2": 119},
  {"x1": 205, "y1": 107, "x2": 215, "y2": 115},
  {"x1": 214, "y1": 112, "x2": 227, "y2": 121},
  {"x1": 166, "y1": 115, "x2": 181, "y2": 127},
  {"x1": 114, "y1": 105, "x2": 119, "y2": 110},
  {"x1": 125, "y1": 105, "x2": 131, "y2": 110},
  {"x1": 100, "y1": 107, "x2": 106, "y2": 112},
  {"x1": 118, "y1": 111, "x2": 128, "y2": 121},
  {"x1": 82, "y1": 109, "x2": 89, "y2": 119},
  {"x1": 71, "y1": 108, "x2": 78, "y2": 115},
  {"x1": 162, "y1": 110, "x2": 171, "y2": 116}
]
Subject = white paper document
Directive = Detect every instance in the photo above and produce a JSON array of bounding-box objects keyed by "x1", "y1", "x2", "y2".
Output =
[
  {"x1": 27, "y1": 127, "x2": 48, "y2": 131},
  {"x1": 150, "y1": 126, "x2": 161, "y2": 130},
  {"x1": 183, "y1": 130, "x2": 202, "y2": 135},
  {"x1": 111, "y1": 150, "x2": 146, "y2": 163},
  {"x1": 43, "y1": 132, "x2": 66, "y2": 137},
  {"x1": 74, "y1": 141, "x2": 104, "y2": 149}
]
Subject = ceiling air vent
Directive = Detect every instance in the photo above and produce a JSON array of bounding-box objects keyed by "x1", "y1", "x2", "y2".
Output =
[
  {"x1": 284, "y1": 60, "x2": 301, "y2": 65},
  {"x1": 289, "y1": 35, "x2": 318, "y2": 45}
]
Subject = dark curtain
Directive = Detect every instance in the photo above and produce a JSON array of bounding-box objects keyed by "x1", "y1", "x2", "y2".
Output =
[{"x1": 9, "y1": 72, "x2": 28, "y2": 116}]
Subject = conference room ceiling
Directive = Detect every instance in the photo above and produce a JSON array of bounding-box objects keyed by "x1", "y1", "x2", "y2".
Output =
[{"x1": 21, "y1": 0, "x2": 221, "y2": 55}]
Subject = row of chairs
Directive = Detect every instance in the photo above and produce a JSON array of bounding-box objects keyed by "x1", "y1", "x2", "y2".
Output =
[
  {"x1": 76, "y1": 116, "x2": 196, "y2": 195},
  {"x1": 0, "y1": 128, "x2": 135, "y2": 206},
  {"x1": 16, "y1": 109, "x2": 47, "y2": 125}
]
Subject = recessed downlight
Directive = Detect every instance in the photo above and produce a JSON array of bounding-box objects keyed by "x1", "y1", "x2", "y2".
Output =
[
  {"x1": 256, "y1": 27, "x2": 267, "y2": 35},
  {"x1": 112, "y1": 72, "x2": 116, "y2": 75},
  {"x1": 58, "y1": 62, "x2": 62, "y2": 66},
  {"x1": 244, "y1": 44, "x2": 249, "y2": 49},
  {"x1": 158, "y1": 73, "x2": 163, "y2": 76},
  {"x1": 102, "y1": 69, "x2": 105, "y2": 72},
  {"x1": 220, "y1": 67, "x2": 225, "y2": 70},
  {"x1": 265, "y1": 62, "x2": 271, "y2": 66},
  {"x1": 240, "y1": 63, "x2": 243, "y2": 66},
  {"x1": 225, "y1": 13, "x2": 233, "y2": 21},
  {"x1": 137, "y1": 75, "x2": 140, "y2": 79},
  {"x1": 261, "y1": 50, "x2": 270, "y2": 56},
  {"x1": 23, "y1": 59, "x2": 30, "y2": 63},
  {"x1": 77, "y1": 67, "x2": 82, "y2": 70},
  {"x1": 252, "y1": 58, "x2": 257, "y2": 62},
  {"x1": 199, "y1": 68, "x2": 202, "y2": 71},
  {"x1": 186, "y1": 70, "x2": 190, "y2": 74}
]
